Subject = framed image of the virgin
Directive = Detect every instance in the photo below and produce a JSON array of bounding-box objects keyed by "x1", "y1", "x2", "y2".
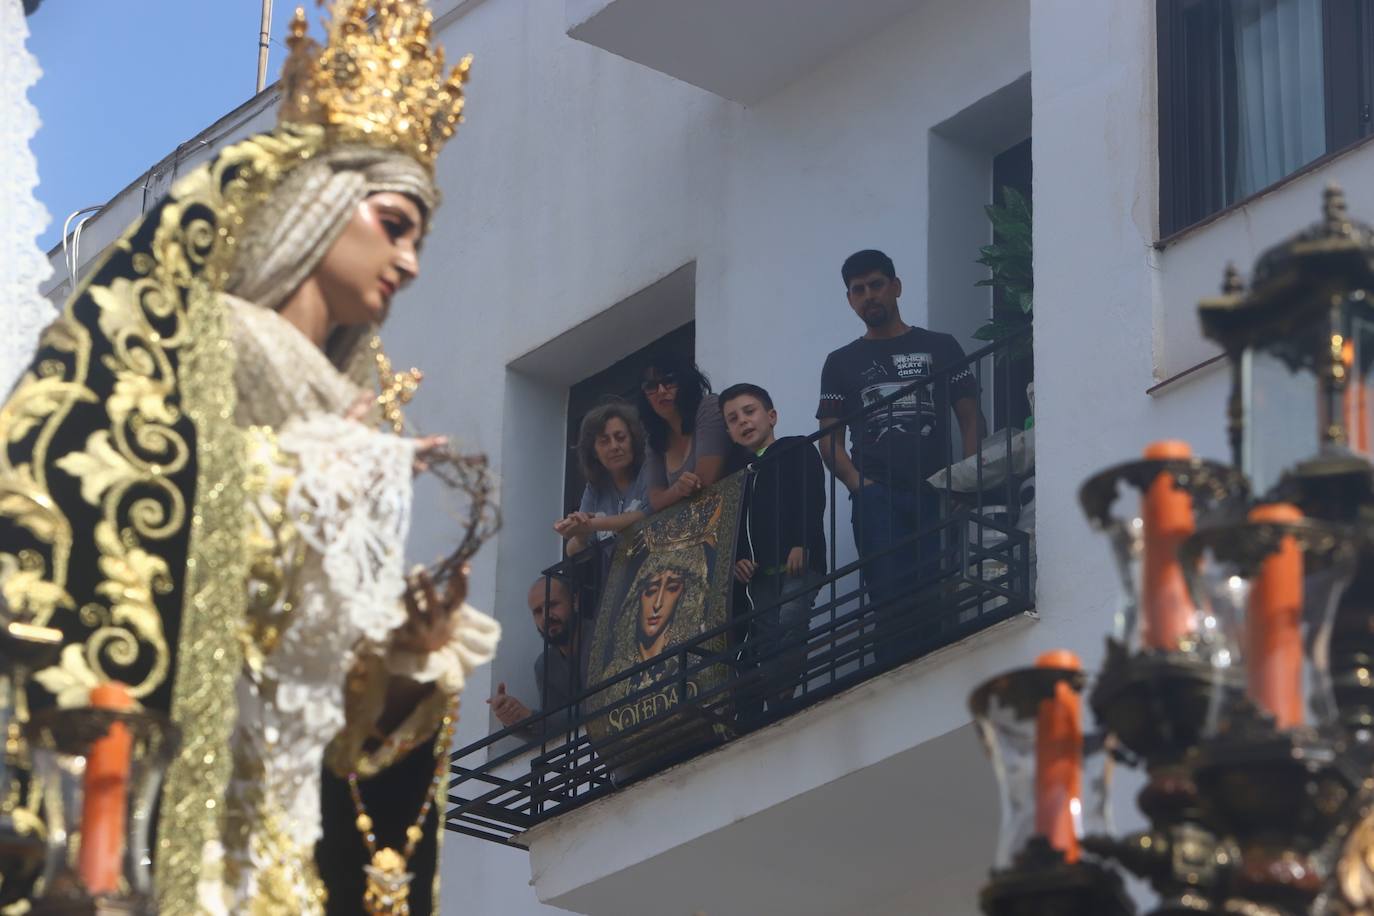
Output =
[{"x1": 584, "y1": 472, "x2": 745, "y2": 772}]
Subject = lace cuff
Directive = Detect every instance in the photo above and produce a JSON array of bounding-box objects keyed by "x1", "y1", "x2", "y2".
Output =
[
  {"x1": 278, "y1": 414, "x2": 415, "y2": 643},
  {"x1": 383, "y1": 602, "x2": 500, "y2": 693},
  {"x1": 326, "y1": 604, "x2": 498, "y2": 778}
]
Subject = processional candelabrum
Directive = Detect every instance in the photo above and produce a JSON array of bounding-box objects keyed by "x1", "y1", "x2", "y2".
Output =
[
  {"x1": 972, "y1": 185, "x2": 1374, "y2": 916},
  {"x1": 0, "y1": 609, "x2": 180, "y2": 916}
]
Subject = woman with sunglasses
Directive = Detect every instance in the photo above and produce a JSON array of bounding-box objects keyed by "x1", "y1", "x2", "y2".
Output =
[{"x1": 636, "y1": 351, "x2": 733, "y2": 511}]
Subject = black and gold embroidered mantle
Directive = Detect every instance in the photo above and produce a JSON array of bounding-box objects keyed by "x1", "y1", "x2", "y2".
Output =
[{"x1": 0, "y1": 126, "x2": 327, "y2": 912}]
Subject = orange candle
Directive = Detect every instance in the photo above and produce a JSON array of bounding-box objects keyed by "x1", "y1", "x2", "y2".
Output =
[
  {"x1": 1342, "y1": 340, "x2": 1369, "y2": 454},
  {"x1": 79, "y1": 681, "x2": 133, "y2": 896},
  {"x1": 1141, "y1": 440, "x2": 1198, "y2": 651},
  {"x1": 1246, "y1": 503, "x2": 1305, "y2": 730},
  {"x1": 1034, "y1": 649, "x2": 1083, "y2": 863}
]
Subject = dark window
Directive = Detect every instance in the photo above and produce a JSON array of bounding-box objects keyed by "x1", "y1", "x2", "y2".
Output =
[
  {"x1": 562, "y1": 322, "x2": 695, "y2": 516},
  {"x1": 991, "y1": 138, "x2": 1033, "y2": 432},
  {"x1": 1158, "y1": 0, "x2": 1374, "y2": 237}
]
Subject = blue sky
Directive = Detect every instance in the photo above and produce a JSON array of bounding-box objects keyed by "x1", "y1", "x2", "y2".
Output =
[{"x1": 26, "y1": 2, "x2": 324, "y2": 252}]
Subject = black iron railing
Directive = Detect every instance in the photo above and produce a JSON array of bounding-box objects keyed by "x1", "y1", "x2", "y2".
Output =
[{"x1": 446, "y1": 327, "x2": 1035, "y2": 844}]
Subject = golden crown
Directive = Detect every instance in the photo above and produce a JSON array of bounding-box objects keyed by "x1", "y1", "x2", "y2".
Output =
[
  {"x1": 638, "y1": 491, "x2": 724, "y2": 553},
  {"x1": 279, "y1": 0, "x2": 472, "y2": 171}
]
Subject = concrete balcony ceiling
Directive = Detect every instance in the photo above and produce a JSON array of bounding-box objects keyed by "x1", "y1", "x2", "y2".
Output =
[{"x1": 566, "y1": 0, "x2": 918, "y2": 105}]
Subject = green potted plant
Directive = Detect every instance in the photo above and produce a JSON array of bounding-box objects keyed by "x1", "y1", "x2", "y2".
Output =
[{"x1": 974, "y1": 185, "x2": 1033, "y2": 428}]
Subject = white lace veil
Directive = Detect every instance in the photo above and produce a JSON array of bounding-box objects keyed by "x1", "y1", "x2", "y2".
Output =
[{"x1": 0, "y1": 0, "x2": 54, "y2": 396}]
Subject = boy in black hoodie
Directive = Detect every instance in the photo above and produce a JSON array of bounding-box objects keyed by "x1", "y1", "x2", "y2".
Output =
[{"x1": 720, "y1": 383, "x2": 827, "y2": 715}]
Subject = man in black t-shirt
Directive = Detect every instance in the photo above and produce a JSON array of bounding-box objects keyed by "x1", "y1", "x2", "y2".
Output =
[{"x1": 816, "y1": 249, "x2": 980, "y2": 663}]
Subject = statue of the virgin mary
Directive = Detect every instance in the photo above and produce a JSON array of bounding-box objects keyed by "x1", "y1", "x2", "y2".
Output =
[{"x1": 0, "y1": 2, "x2": 499, "y2": 913}]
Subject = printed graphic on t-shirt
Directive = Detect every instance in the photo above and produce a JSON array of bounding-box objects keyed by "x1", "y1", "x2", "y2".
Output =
[{"x1": 858, "y1": 352, "x2": 935, "y2": 443}]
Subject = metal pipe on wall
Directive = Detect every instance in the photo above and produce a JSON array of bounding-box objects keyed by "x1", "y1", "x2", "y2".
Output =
[{"x1": 256, "y1": 0, "x2": 274, "y2": 93}]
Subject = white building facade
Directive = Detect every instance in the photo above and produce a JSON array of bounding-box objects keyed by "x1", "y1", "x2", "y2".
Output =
[{"x1": 36, "y1": 0, "x2": 1372, "y2": 913}]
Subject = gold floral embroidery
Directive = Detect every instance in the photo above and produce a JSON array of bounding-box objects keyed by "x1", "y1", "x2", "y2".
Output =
[
  {"x1": 2, "y1": 373, "x2": 96, "y2": 446},
  {"x1": 53, "y1": 432, "x2": 142, "y2": 507},
  {"x1": 242, "y1": 427, "x2": 302, "y2": 671},
  {"x1": 160, "y1": 126, "x2": 327, "y2": 912},
  {"x1": 28, "y1": 521, "x2": 170, "y2": 703},
  {"x1": 0, "y1": 552, "x2": 72, "y2": 624},
  {"x1": 224, "y1": 756, "x2": 328, "y2": 916},
  {"x1": 31, "y1": 644, "x2": 100, "y2": 709},
  {"x1": 0, "y1": 465, "x2": 68, "y2": 551},
  {"x1": 0, "y1": 124, "x2": 328, "y2": 915}
]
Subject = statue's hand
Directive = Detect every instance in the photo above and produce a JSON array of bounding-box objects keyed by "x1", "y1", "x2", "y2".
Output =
[
  {"x1": 394, "y1": 567, "x2": 463, "y2": 654},
  {"x1": 411, "y1": 434, "x2": 448, "y2": 476},
  {"x1": 344, "y1": 391, "x2": 375, "y2": 423}
]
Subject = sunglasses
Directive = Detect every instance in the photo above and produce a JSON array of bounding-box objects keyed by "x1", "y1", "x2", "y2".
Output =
[{"x1": 641, "y1": 374, "x2": 679, "y2": 394}]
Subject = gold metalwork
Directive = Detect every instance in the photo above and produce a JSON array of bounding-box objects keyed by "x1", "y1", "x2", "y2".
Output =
[
  {"x1": 328, "y1": 655, "x2": 451, "y2": 778},
  {"x1": 223, "y1": 782, "x2": 329, "y2": 916},
  {"x1": 364, "y1": 847, "x2": 413, "y2": 916},
  {"x1": 348, "y1": 704, "x2": 458, "y2": 916},
  {"x1": 280, "y1": 1, "x2": 473, "y2": 172},
  {"x1": 242, "y1": 427, "x2": 304, "y2": 669},
  {"x1": 372, "y1": 336, "x2": 423, "y2": 434},
  {"x1": 1341, "y1": 808, "x2": 1374, "y2": 915}
]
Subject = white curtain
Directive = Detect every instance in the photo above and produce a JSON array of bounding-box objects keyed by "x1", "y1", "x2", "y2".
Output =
[{"x1": 1230, "y1": 0, "x2": 1326, "y2": 201}]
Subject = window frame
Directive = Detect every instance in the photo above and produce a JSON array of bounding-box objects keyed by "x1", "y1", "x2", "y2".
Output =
[{"x1": 1157, "y1": 0, "x2": 1374, "y2": 240}]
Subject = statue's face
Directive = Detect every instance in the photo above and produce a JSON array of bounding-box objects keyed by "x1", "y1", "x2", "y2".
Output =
[
  {"x1": 638, "y1": 568, "x2": 685, "y2": 646},
  {"x1": 315, "y1": 191, "x2": 424, "y2": 327}
]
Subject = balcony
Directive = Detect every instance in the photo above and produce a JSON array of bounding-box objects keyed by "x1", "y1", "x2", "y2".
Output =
[
  {"x1": 564, "y1": 0, "x2": 918, "y2": 105},
  {"x1": 446, "y1": 329, "x2": 1036, "y2": 912}
]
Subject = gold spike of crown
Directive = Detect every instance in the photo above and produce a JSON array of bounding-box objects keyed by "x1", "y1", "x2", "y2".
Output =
[{"x1": 279, "y1": 0, "x2": 472, "y2": 171}]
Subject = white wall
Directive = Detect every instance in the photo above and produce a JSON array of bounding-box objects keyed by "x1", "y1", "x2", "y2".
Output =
[
  {"x1": 31, "y1": 0, "x2": 1374, "y2": 911},
  {"x1": 1030, "y1": 0, "x2": 1374, "y2": 672},
  {"x1": 511, "y1": 0, "x2": 1046, "y2": 909},
  {"x1": 517, "y1": 0, "x2": 1374, "y2": 908},
  {"x1": 406, "y1": 4, "x2": 736, "y2": 909}
]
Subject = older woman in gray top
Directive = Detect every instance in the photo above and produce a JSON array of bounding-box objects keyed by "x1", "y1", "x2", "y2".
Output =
[
  {"x1": 636, "y1": 352, "x2": 731, "y2": 511},
  {"x1": 555, "y1": 399, "x2": 652, "y2": 554}
]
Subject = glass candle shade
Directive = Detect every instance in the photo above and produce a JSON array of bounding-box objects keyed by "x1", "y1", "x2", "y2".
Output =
[
  {"x1": 1078, "y1": 445, "x2": 1248, "y2": 659},
  {"x1": 1241, "y1": 346, "x2": 1325, "y2": 498},
  {"x1": 970, "y1": 655, "x2": 1114, "y2": 869},
  {"x1": 1181, "y1": 506, "x2": 1358, "y2": 736},
  {"x1": 25, "y1": 706, "x2": 178, "y2": 904},
  {"x1": 1200, "y1": 187, "x2": 1374, "y2": 497},
  {"x1": 0, "y1": 621, "x2": 62, "y2": 869},
  {"x1": 1239, "y1": 303, "x2": 1374, "y2": 498},
  {"x1": 1341, "y1": 301, "x2": 1374, "y2": 458}
]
